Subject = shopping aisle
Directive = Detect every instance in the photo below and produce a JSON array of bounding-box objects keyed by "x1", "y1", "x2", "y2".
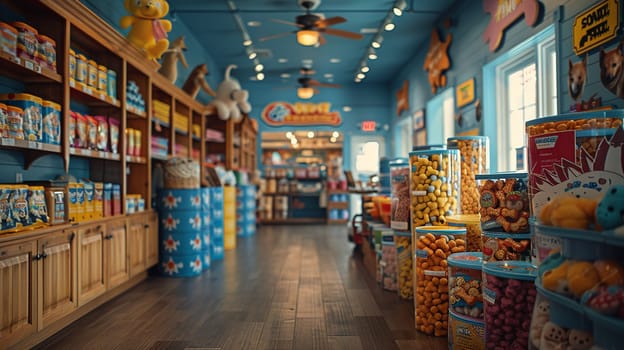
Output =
[{"x1": 35, "y1": 225, "x2": 446, "y2": 350}]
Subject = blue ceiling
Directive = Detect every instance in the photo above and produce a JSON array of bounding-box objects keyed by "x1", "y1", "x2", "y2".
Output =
[{"x1": 173, "y1": 0, "x2": 456, "y2": 88}]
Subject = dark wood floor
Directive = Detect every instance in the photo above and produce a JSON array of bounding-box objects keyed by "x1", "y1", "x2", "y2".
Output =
[{"x1": 36, "y1": 225, "x2": 447, "y2": 350}]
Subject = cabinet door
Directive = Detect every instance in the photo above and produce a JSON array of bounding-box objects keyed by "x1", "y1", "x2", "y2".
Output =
[
  {"x1": 106, "y1": 220, "x2": 129, "y2": 289},
  {"x1": 77, "y1": 223, "x2": 106, "y2": 306},
  {"x1": 145, "y1": 211, "x2": 159, "y2": 268},
  {"x1": 128, "y1": 215, "x2": 146, "y2": 277},
  {"x1": 0, "y1": 240, "x2": 38, "y2": 346},
  {"x1": 38, "y1": 230, "x2": 77, "y2": 329}
]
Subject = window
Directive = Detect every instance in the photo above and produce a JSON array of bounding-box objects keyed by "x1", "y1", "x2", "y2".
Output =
[
  {"x1": 426, "y1": 88, "x2": 455, "y2": 144},
  {"x1": 483, "y1": 25, "x2": 557, "y2": 171},
  {"x1": 394, "y1": 116, "x2": 412, "y2": 156}
]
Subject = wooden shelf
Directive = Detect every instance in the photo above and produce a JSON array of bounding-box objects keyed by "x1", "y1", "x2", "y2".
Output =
[
  {"x1": 126, "y1": 106, "x2": 147, "y2": 119},
  {"x1": 0, "y1": 138, "x2": 61, "y2": 153},
  {"x1": 126, "y1": 155, "x2": 147, "y2": 164},
  {"x1": 70, "y1": 80, "x2": 120, "y2": 108},
  {"x1": 152, "y1": 118, "x2": 170, "y2": 128},
  {"x1": 70, "y1": 148, "x2": 121, "y2": 161},
  {"x1": 0, "y1": 51, "x2": 62, "y2": 83}
]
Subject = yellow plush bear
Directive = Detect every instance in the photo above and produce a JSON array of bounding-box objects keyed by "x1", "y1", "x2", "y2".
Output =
[{"x1": 120, "y1": 0, "x2": 172, "y2": 60}]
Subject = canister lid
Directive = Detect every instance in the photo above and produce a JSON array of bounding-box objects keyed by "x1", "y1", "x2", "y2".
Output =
[
  {"x1": 6, "y1": 105, "x2": 23, "y2": 112},
  {"x1": 37, "y1": 34, "x2": 55, "y2": 44},
  {"x1": 414, "y1": 226, "x2": 466, "y2": 235},
  {"x1": 482, "y1": 231, "x2": 531, "y2": 240},
  {"x1": 525, "y1": 109, "x2": 624, "y2": 127},
  {"x1": 446, "y1": 214, "x2": 480, "y2": 226},
  {"x1": 412, "y1": 145, "x2": 446, "y2": 151},
  {"x1": 389, "y1": 158, "x2": 409, "y2": 166},
  {"x1": 447, "y1": 136, "x2": 489, "y2": 142},
  {"x1": 42, "y1": 100, "x2": 60, "y2": 109},
  {"x1": 0, "y1": 22, "x2": 18, "y2": 33},
  {"x1": 11, "y1": 21, "x2": 38, "y2": 34},
  {"x1": 482, "y1": 261, "x2": 537, "y2": 280},
  {"x1": 448, "y1": 252, "x2": 483, "y2": 269},
  {"x1": 98, "y1": 65, "x2": 107, "y2": 70},
  {"x1": 393, "y1": 230, "x2": 410, "y2": 237},
  {"x1": 0, "y1": 93, "x2": 42, "y2": 103},
  {"x1": 409, "y1": 148, "x2": 460, "y2": 157},
  {"x1": 475, "y1": 171, "x2": 528, "y2": 180}
]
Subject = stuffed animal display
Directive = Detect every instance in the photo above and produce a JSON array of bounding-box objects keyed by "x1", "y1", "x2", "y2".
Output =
[
  {"x1": 182, "y1": 64, "x2": 216, "y2": 99},
  {"x1": 538, "y1": 196, "x2": 598, "y2": 230},
  {"x1": 158, "y1": 36, "x2": 188, "y2": 84},
  {"x1": 120, "y1": 0, "x2": 172, "y2": 60},
  {"x1": 596, "y1": 185, "x2": 624, "y2": 230},
  {"x1": 208, "y1": 65, "x2": 251, "y2": 122}
]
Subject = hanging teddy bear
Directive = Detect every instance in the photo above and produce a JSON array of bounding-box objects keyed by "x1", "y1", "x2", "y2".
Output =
[
  {"x1": 208, "y1": 65, "x2": 251, "y2": 122},
  {"x1": 120, "y1": 0, "x2": 172, "y2": 60}
]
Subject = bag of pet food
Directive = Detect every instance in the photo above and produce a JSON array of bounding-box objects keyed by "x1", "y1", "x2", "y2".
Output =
[
  {"x1": 28, "y1": 186, "x2": 48, "y2": 227},
  {"x1": 0, "y1": 185, "x2": 15, "y2": 232}
]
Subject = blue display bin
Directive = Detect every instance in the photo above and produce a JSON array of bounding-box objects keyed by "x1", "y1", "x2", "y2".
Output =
[
  {"x1": 160, "y1": 232, "x2": 203, "y2": 255},
  {"x1": 159, "y1": 209, "x2": 203, "y2": 233},
  {"x1": 158, "y1": 188, "x2": 202, "y2": 211},
  {"x1": 159, "y1": 253, "x2": 203, "y2": 277}
]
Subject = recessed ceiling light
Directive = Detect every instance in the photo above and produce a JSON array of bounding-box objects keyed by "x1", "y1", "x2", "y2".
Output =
[
  {"x1": 256, "y1": 72, "x2": 265, "y2": 80},
  {"x1": 280, "y1": 73, "x2": 291, "y2": 78},
  {"x1": 342, "y1": 106, "x2": 351, "y2": 112},
  {"x1": 329, "y1": 58, "x2": 341, "y2": 63},
  {"x1": 247, "y1": 21, "x2": 262, "y2": 27},
  {"x1": 384, "y1": 23, "x2": 395, "y2": 31},
  {"x1": 278, "y1": 58, "x2": 288, "y2": 63}
]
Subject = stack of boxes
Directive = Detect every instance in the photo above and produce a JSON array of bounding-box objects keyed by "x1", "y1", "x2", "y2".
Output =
[
  {"x1": 200, "y1": 187, "x2": 211, "y2": 270},
  {"x1": 236, "y1": 184, "x2": 256, "y2": 237},
  {"x1": 223, "y1": 186, "x2": 236, "y2": 250},
  {"x1": 209, "y1": 186, "x2": 224, "y2": 260},
  {"x1": 126, "y1": 80, "x2": 145, "y2": 114}
]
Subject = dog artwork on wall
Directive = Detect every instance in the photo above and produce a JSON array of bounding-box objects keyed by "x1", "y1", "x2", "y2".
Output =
[
  {"x1": 568, "y1": 56, "x2": 586, "y2": 102},
  {"x1": 600, "y1": 41, "x2": 624, "y2": 99}
]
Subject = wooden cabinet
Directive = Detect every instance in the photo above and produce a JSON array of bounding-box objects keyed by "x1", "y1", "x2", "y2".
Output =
[
  {"x1": 235, "y1": 115, "x2": 258, "y2": 172},
  {"x1": 76, "y1": 223, "x2": 106, "y2": 306},
  {"x1": 105, "y1": 220, "x2": 129, "y2": 290},
  {"x1": 145, "y1": 211, "x2": 159, "y2": 268},
  {"x1": 128, "y1": 211, "x2": 159, "y2": 276},
  {"x1": 37, "y1": 229, "x2": 77, "y2": 329},
  {"x1": 0, "y1": 239, "x2": 38, "y2": 345}
]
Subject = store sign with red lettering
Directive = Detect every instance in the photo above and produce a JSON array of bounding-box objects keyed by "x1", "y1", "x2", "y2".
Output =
[
  {"x1": 482, "y1": 0, "x2": 540, "y2": 52},
  {"x1": 573, "y1": 0, "x2": 619, "y2": 55},
  {"x1": 262, "y1": 102, "x2": 342, "y2": 126}
]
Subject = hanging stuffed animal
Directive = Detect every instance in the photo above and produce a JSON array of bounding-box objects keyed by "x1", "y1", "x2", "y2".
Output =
[
  {"x1": 182, "y1": 64, "x2": 216, "y2": 99},
  {"x1": 120, "y1": 0, "x2": 172, "y2": 60},
  {"x1": 158, "y1": 36, "x2": 188, "y2": 84},
  {"x1": 208, "y1": 65, "x2": 251, "y2": 122}
]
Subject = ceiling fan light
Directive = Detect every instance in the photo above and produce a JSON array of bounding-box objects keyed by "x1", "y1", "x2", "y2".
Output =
[
  {"x1": 297, "y1": 87, "x2": 315, "y2": 99},
  {"x1": 297, "y1": 30, "x2": 319, "y2": 46}
]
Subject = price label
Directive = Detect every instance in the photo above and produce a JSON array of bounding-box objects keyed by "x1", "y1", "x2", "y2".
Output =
[
  {"x1": 69, "y1": 79, "x2": 75, "y2": 88},
  {"x1": 82, "y1": 149, "x2": 92, "y2": 156},
  {"x1": 82, "y1": 86, "x2": 93, "y2": 95},
  {"x1": 99, "y1": 93, "x2": 106, "y2": 101},
  {"x1": 28, "y1": 141, "x2": 37, "y2": 149},
  {"x1": 2, "y1": 138, "x2": 15, "y2": 146},
  {"x1": 10, "y1": 56, "x2": 20, "y2": 65},
  {"x1": 24, "y1": 60, "x2": 40, "y2": 73}
]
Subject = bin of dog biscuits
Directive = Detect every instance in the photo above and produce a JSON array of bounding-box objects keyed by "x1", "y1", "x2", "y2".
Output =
[
  {"x1": 381, "y1": 237, "x2": 397, "y2": 291},
  {"x1": 390, "y1": 158, "x2": 410, "y2": 231},
  {"x1": 394, "y1": 230, "x2": 413, "y2": 299},
  {"x1": 447, "y1": 214, "x2": 482, "y2": 252},
  {"x1": 482, "y1": 231, "x2": 531, "y2": 263},
  {"x1": 447, "y1": 136, "x2": 489, "y2": 215},
  {"x1": 409, "y1": 149, "x2": 460, "y2": 228},
  {"x1": 414, "y1": 226, "x2": 467, "y2": 336},
  {"x1": 525, "y1": 110, "x2": 624, "y2": 217},
  {"x1": 476, "y1": 172, "x2": 530, "y2": 233}
]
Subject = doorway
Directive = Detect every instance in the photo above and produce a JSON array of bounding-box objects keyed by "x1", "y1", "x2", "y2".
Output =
[{"x1": 349, "y1": 135, "x2": 386, "y2": 215}]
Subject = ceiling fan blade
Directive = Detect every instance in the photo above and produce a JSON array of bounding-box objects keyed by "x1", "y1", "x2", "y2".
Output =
[
  {"x1": 317, "y1": 33, "x2": 327, "y2": 46},
  {"x1": 308, "y1": 79, "x2": 341, "y2": 88},
  {"x1": 312, "y1": 88, "x2": 321, "y2": 94},
  {"x1": 300, "y1": 67, "x2": 316, "y2": 75},
  {"x1": 320, "y1": 27, "x2": 363, "y2": 40},
  {"x1": 316, "y1": 16, "x2": 347, "y2": 28},
  {"x1": 259, "y1": 31, "x2": 295, "y2": 42},
  {"x1": 270, "y1": 18, "x2": 302, "y2": 27}
]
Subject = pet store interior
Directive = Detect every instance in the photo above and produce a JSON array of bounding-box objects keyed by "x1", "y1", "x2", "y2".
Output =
[{"x1": 0, "y1": 0, "x2": 623, "y2": 349}]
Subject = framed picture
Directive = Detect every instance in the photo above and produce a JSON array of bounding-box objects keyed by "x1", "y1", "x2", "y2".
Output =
[
  {"x1": 456, "y1": 78, "x2": 475, "y2": 108},
  {"x1": 414, "y1": 129, "x2": 427, "y2": 146},
  {"x1": 412, "y1": 109, "x2": 425, "y2": 131}
]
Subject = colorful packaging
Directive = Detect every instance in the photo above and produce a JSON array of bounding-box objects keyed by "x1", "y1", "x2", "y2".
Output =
[
  {"x1": 107, "y1": 69, "x2": 117, "y2": 98},
  {"x1": 82, "y1": 181, "x2": 94, "y2": 220},
  {"x1": 447, "y1": 214, "x2": 483, "y2": 252},
  {"x1": 103, "y1": 183, "x2": 112, "y2": 217},
  {"x1": 41, "y1": 100, "x2": 61, "y2": 145},
  {"x1": 108, "y1": 117, "x2": 120, "y2": 154},
  {"x1": 28, "y1": 186, "x2": 48, "y2": 227},
  {"x1": 448, "y1": 310, "x2": 485, "y2": 350},
  {"x1": 87, "y1": 59, "x2": 97, "y2": 88},
  {"x1": 76, "y1": 53, "x2": 87, "y2": 84},
  {"x1": 93, "y1": 182, "x2": 103, "y2": 218},
  {"x1": 482, "y1": 232, "x2": 532, "y2": 263},
  {"x1": 448, "y1": 252, "x2": 484, "y2": 320},
  {"x1": 476, "y1": 172, "x2": 530, "y2": 233},
  {"x1": 97, "y1": 65, "x2": 107, "y2": 93},
  {"x1": 11, "y1": 185, "x2": 31, "y2": 229},
  {"x1": 112, "y1": 183, "x2": 121, "y2": 215},
  {"x1": 394, "y1": 231, "x2": 413, "y2": 300},
  {"x1": 94, "y1": 116, "x2": 108, "y2": 151},
  {"x1": 67, "y1": 183, "x2": 78, "y2": 222},
  {"x1": 0, "y1": 102, "x2": 8, "y2": 138},
  {"x1": 1, "y1": 93, "x2": 43, "y2": 142},
  {"x1": 133, "y1": 128, "x2": 142, "y2": 156},
  {"x1": 6, "y1": 106, "x2": 24, "y2": 139},
  {"x1": 75, "y1": 113, "x2": 87, "y2": 148},
  {"x1": 0, "y1": 185, "x2": 15, "y2": 232},
  {"x1": 75, "y1": 183, "x2": 85, "y2": 221},
  {"x1": 12, "y1": 21, "x2": 38, "y2": 61},
  {"x1": 69, "y1": 111, "x2": 77, "y2": 146},
  {"x1": 0, "y1": 22, "x2": 18, "y2": 56},
  {"x1": 68, "y1": 48, "x2": 76, "y2": 81},
  {"x1": 389, "y1": 158, "x2": 410, "y2": 231},
  {"x1": 126, "y1": 128, "x2": 135, "y2": 156},
  {"x1": 36, "y1": 34, "x2": 56, "y2": 71},
  {"x1": 86, "y1": 115, "x2": 98, "y2": 150}
]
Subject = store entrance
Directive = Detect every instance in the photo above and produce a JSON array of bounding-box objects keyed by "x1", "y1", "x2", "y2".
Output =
[{"x1": 349, "y1": 135, "x2": 385, "y2": 216}]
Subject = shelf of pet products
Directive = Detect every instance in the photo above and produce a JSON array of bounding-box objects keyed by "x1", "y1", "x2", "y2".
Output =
[
  {"x1": 0, "y1": 50, "x2": 62, "y2": 84},
  {"x1": 0, "y1": 137, "x2": 61, "y2": 154},
  {"x1": 532, "y1": 187, "x2": 624, "y2": 350}
]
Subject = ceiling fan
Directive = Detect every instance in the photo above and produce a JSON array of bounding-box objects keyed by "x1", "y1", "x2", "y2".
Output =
[
  {"x1": 259, "y1": 0, "x2": 363, "y2": 46},
  {"x1": 295, "y1": 76, "x2": 340, "y2": 99}
]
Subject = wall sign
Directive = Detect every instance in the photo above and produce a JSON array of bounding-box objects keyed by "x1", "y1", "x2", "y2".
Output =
[
  {"x1": 482, "y1": 0, "x2": 540, "y2": 52},
  {"x1": 423, "y1": 29, "x2": 452, "y2": 94},
  {"x1": 396, "y1": 80, "x2": 409, "y2": 116},
  {"x1": 456, "y1": 78, "x2": 476, "y2": 108},
  {"x1": 361, "y1": 121, "x2": 377, "y2": 132},
  {"x1": 573, "y1": 0, "x2": 620, "y2": 55},
  {"x1": 262, "y1": 102, "x2": 342, "y2": 126}
]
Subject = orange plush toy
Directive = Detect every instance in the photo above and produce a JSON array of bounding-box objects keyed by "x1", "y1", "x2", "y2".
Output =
[
  {"x1": 538, "y1": 196, "x2": 598, "y2": 230},
  {"x1": 120, "y1": 0, "x2": 171, "y2": 60}
]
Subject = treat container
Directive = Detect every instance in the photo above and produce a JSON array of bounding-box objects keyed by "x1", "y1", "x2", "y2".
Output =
[
  {"x1": 75, "y1": 53, "x2": 87, "y2": 84},
  {"x1": 36, "y1": 34, "x2": 56, "y2": 70},
  {"x1": 585, "y1": 307, "x2": 624, "y2": 350},
  {"x1": 448, "y1": 252, "x2": 484, "y2": 320},
  {"x1": 390, "y1": 158, "x2": 410, "y2": 231},
  {"x1": 94, "y1": 116, "x2": 109, "y2": 151},
  {"x1": 41, "y1": 100, "x2": 61, "y2": 145},
  {"x1": 531, "y1": 223, "x2": 619, "y2": 261},
  {"x1": 108, "y1": 117, "x2": 120, "y2": 154},
  {"x1": 414, "y1": 226, "x2": 467, "y2": 336},
  {"x1": 0, "y1": 93, "x2": 43, "y2": 142},
  {"x1": 482, "y1": 261, "x2": 537, "y2": 350},
  {"x1": 0, "y1": 22, "x2": 18, "y2": 56},
  {"x1": 6, "y1": 106, "x2": 24, "y2": 139},
  {"x1": 409, "y1": 149, "x2": 461, "y2": 228},
  {"x1": 12, "y1": 21, "x2": 38, "y2": 61},
  {"x1": 74, "y1": 113, "x2": 86, "y2": 148},
  {"x1": 482, "y1": 231, "x2": 531, "y2": 263},
  {"x1": 107, "y1": 69, "x2": 117, "y2": 99},
  {"x1": 447, "y1": 136, "x2": 489, "y2": 214},
  {"x1": 394, "y1": 230, "x2": 413, "y2": 299},
  {"x1": 0, "y1": 102, "x2": 8, "y2": 137},
  {"x1": 448, "y1": 310, "x2": 485, "y2": 350},
  {"x1": 381, "y1": 238, "x2": 397, "y2": 291},
  {"x1": 97, "y1": 64, "x2": 107, "y2": 93},
  {"x1": 87, "y1": 59, "x2": 98, "y2": 88},
  {"x1": 68, "y1": 48, "x2": 76, "y2": 81},
  {"x1": 476, "y1": 172, "x2": 530, "y2": 233},
  {"x1": 447, "y1": 214, "x2": 482, "y2": 252}
]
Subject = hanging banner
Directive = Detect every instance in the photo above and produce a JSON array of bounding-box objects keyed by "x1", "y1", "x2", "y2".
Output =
[
  {"x1": 482, "y1": 0, "x2": 540, "y2": 52},
  {"x1": 262, "y1": 102, "x2": 342, "y2": 126},
  {"x1": 573, "y1": 0, "x2": 620, "y2": 55}
]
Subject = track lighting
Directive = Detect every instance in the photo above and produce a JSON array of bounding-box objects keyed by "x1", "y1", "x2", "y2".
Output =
[
  {"x1": 393, "y1": 0, "x2": 406, "y2": 16},
  {"x1": 361, "y1": 66, "x2": 370, "y2": 73},
  {"x1": 256, "y1": 72, "x2": 265, "y2": 80},
  {"x1": 371, "y1": 35, "x2": 383, "y2": 49},
  {"x1": 356, "y1": 73, "x2": 365, "y2": 80},
  {"x1": 246, "y1": 48, "x2": 256, "y2": 60},
  {"x1": 384, "y1": 22, "x2": 395, "y2": 31},
  {"x1": 368, "y1": 48, "x2": 378, "y2": 60}
]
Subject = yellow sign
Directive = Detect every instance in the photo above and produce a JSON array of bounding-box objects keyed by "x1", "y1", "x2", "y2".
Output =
[
  {"x1": 573, "y1": 0, "x2": 620, "y2": 55},
  {"x1": 456, "y1": 78, "x2": 475, "y2": 108},
  {"x1": 262, "y1": 102, "x2": 342, "y2": 126}
]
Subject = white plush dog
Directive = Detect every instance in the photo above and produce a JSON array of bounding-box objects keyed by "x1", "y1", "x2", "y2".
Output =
[{"x1": 208, "y1": 65, "x2": 251, "y2": 122}]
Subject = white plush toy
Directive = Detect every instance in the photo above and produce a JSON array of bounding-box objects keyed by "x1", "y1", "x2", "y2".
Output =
[{"x1": 208, "y1": 64, "x2": 251, "y2": 122}]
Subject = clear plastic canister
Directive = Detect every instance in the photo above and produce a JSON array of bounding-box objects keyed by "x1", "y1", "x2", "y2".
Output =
[
  {"x1": 394, "y1": 231, "x2": 413, "y2": 300},
  {"x1": 409, "y1": 149, "x2": 460, "y2": 228},
  {"x1": 87, "y1": 59, "x2": 98, "y2": 88},
  {"x1": 76, "y1": 54, "x2": 87, "y2": 83},
  {"x1": 381, "y1": 239, "x2": 397, "y2": 291},
  {"x1": 482, "y1": 232, "x2": 531, "y2": 263},
  {"x1": 476, "y1": 172, "x2": 530, "y2": 233},
  {"x1": 447, "y1": 136, "x2": 489, "y2": 214},
  {"x1": 448, "y1": 252, "x2": 484, "y2": 320},
  {"x1": 390, "y1": 158, "x2": 410, "y2": 231},
  {"x1": 68, "y1": 48, "x2": 76, "y2": 81},
  {"x1": 447, "y1": 214, "x2": 482, "y2": 252},
  {"x1": 414, "y1": 226, "x2": 467, "y2": 336},
  {"x1": 482, "y1": 261, "x2": 537, "y2": 350}
]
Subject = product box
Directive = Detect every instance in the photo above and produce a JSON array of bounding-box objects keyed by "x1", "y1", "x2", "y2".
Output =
[
  {"x1": 75, "y1": 183, "x2": 85, "y2": 222},
  {"x1": 103, "y1": 182, "x2": 112, "y2": 217},
  {"x1": 93, "y1": 182, "x2": 103, "y2": 218},
  {"x1": 82, "y1": 181, "x2": 94, "y2": 220},
  {"x1": 112, "y1": 183, "x2": 121, "y2": 215}
]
